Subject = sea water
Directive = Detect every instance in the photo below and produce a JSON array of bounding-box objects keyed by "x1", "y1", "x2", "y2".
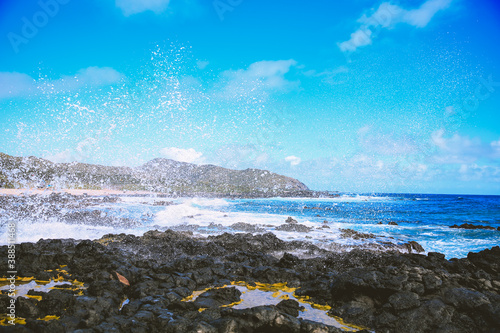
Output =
[{"x1": 1, "y1": 193, "x2": 499, "y2": 259}]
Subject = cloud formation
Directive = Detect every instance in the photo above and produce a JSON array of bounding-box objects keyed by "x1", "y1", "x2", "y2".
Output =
[
  {"x1": 339, "y1": 0, "x2": 452, "y2": 52},
  {"x1": 358, "y1": 126, "x2": 419, "y2": 156},
  {"x1": 0, "y1": 67, "x2": 124, "y2": 99},
  {"x1": 115, "y1": 0, "x2": 170, "y2": 16},
  {"x1": 45, "y1": 138, "x2": 100, "y2": 163},
  {"x1": 285, "y1": 155, "x2": 302, "y2": 166},
  {"x1": 50, "y1": 67, "x2": 125, "y2": 92},
  {"x1": 430, "y1": 129, "x2": 498, "y2": 164},
  {"x1": 159, "y1": 147, "x2": 205, "y2": 164},
  {"x1": 0, "y1": 72, "x2": 36, "y2": 99},
  {"x1": 217, "y1": 59, "x2": 299, "y2": 99},
  {"x1": 303, "y1": 66, "x2": 349, "y2": 85}
]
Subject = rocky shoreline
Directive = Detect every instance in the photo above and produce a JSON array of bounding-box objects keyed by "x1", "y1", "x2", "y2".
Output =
[{"x1": 1, "y1": 231, "x2": 499, "y2": 332}]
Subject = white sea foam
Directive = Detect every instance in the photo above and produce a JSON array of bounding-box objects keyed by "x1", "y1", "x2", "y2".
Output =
[
  {"x1": 0, "y1": 220, "x2": 143, "y2": 245},
  {"x1": 154, "y1": 198, "x2": 292, "y2": 228}
]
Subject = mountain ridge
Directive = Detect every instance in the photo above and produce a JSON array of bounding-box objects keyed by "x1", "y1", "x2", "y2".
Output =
[{"x1": 0, "y1": 152, "x2": 325, "y2": 198}]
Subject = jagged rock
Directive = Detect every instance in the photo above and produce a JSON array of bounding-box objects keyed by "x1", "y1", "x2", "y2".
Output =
[
  {"x1": 339, "y1": 228, "x2": 376, "y2": 240},
  {"x1": 0, "y1": 231, "x2": 499, "y2": 333},
  {"x1": 275, "y1": 223, "x2": 311, "y2": 232},
  {"x1": 404, "y1": 241, "x2": 425, "y2": 253},
  {"x1": 193, "y1": 287, "x2": 242, "y2": 308},
  {"x1": 230, "y1": 222, "x2": 265, "y2": 232},
  {"x1": 276, "y1": 299, "x2": 304, "y2": 317},
  {"x1": 450, "y1": 223, "x2": 497, "y2": 230}
]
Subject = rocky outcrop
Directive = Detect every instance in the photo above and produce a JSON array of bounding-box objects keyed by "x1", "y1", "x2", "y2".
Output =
[
  {"x1": 0, "y1": 231, "x2": 498, "y2": 332},
  {"x1": 450, "y1": 223, "x2": 498, "y2": 231}
]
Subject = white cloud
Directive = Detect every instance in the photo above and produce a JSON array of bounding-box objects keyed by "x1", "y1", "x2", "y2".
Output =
[
  {"x1": 115, "y1": 0, "x2": 170, "y2": 16},
  {"x1": 217, "y1": 59, "x2": 299, "y2": 99},
  {"x1": 403, "y1": 0, "x2": 453, "y2": 27},
  {"x1": 159, "y1": 147, "x2": 205, "y2": 164},
  {"x1": 50, "y1": 67, "x2": 125, "y2": 92},
  {"x1": 303, "y1": 66, "x2": 349, "y2": 85},
  {"x1": 0, "y1": 72, "x2": 36, "y2": 99},
  {"x1": 0, "y1": 67, "x2": 124, "y2": 100},
  {"x1": 285, "y1": 155, "x2": 302, "y2": 166},
  {"x1": 358, "y1": 126, "x2": 418, "y2": 156},
  {"x1": 491, "y1": 140, "x2": 500, "y2": 159},
  {"x1": 290, "y1": 154, "x2": 432, "y2": 192},
  {"x1": 458, "y1": 164, "x2": 500, "y2": 182},
  {"x1": 430, "y1": 130, "x2": 498, "y2": 164},
  {"x1": 339, "y1": 0, "x2": 452, "y2": 52},
  {"x1": 45, "y1": 138, "x2": 100, "y2": 163},
  {"x1": 45, "y1": 150, "x2": 74, "y2": 164},
  {"x1": 339, "y1": 28, "x2": 373, "y2": 52},
  {"x1": 196, "y1": 60, "x2": 209, "y2": 70}
]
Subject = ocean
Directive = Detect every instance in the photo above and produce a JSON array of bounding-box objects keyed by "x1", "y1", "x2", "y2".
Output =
[{"x1": 2, "y1": 193, "x2": 499, "y2": 259}]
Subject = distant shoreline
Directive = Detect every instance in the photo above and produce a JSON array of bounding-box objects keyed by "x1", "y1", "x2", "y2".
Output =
[
  {"x1": 0, "y1": 188, "x2": 160, "y2": 197},
  {"x1": 0, "y1": 188, "x2": 338, "y2": 199}
]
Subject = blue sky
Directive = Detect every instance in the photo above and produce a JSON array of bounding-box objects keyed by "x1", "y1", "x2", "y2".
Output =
[{"x1": 1, "y1": 0, "x2": 500, "y2": 194}]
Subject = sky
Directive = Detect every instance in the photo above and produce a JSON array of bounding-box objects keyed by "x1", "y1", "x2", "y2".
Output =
[{"x1": 0, "y1": 0, "x2": 500, "y2": 194}]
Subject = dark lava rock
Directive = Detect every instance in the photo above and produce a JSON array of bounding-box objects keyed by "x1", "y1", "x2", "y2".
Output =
[
  {"x1": 443, "y1": 287, "x2": 490, "y2": 309},
  {"x1": 450, "y1": 223, "x2": 497, "y2": 230},
  {"x1": 216, "y1": 306, "x2": 343, "y2": 333},
  {"x1": 194, "y1": 287, "x2": 242, "y2": 308},
  {"x1": 388, "y1": 291, "x2": 420, "y2": 311},
  {"x1": 467, "y1": 245, "x2": 500, "y2": 274},
  {"x1": 388, "y1": 222, "x2": 399, "y2": 226},
  {"x1": 1, "y1": 230, "x2": 499, "y2": 333},
  {"x1": 275, "y1": 224, "x2": 311, "y2": 232},
  {"x1": 285, "y1": 216, "x2": 298, "y2": 224},
  {"x1": 278, "y1": 252, "x2": 300, "y2": 268},
  {"x1": 230, "y1": 222, "x2": 265, "y2": 233},
  {"x1": 276, "y1": 299, "x2": 305, "y2": 317},
  {"x1": 404, "y1": 240, "x2": 425, "y2": 253},
  {"x1": 340, "y1": 228, "x2": 376, "y2": 240}
]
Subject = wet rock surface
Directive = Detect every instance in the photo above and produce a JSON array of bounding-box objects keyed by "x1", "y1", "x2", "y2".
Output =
[
  {"x1": 194, "y1": 287, "x2": 242, "y2": 308},
  {"x1": 339, "y1": 228, "x2": 376, "y2": 240},
  {"x1": 0, "y1": 231, "x2": 499, "y2": 332},
  {"x1": 450, "y1": 223, "x2": 498, "y2": 231}
]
